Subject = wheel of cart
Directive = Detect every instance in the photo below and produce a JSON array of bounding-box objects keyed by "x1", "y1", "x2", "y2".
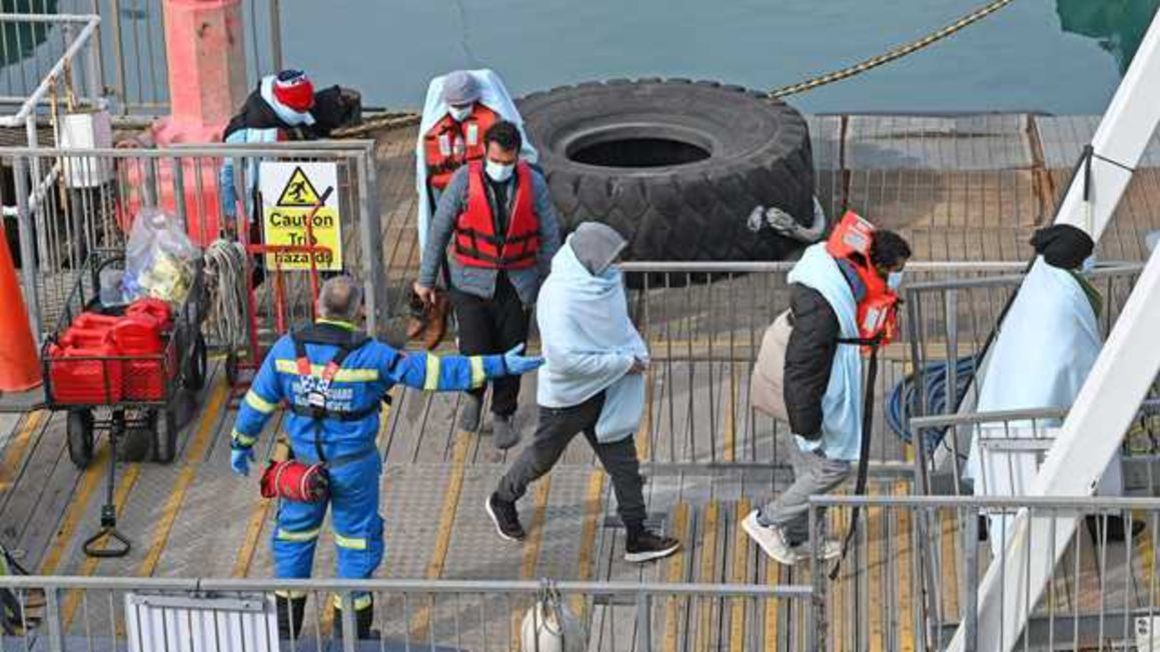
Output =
[
  {"x1": 66, "y1": 408, "x2": 94, "y2": 468},
  {"x1": 184, "y1": 331, "x2": 208, "y2": 391}
]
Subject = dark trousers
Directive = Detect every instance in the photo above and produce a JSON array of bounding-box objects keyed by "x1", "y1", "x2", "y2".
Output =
[
  {"x1": 449, "y1": 274, "x2": 529, "y2": 416},
  {"x1": 495, "y1": 393, "x2": 648, "y2": 535}
]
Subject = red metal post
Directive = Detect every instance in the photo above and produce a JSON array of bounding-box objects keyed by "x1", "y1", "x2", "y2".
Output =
[{"x1": 152, "y1": 0, "x2": 248, "y2": 145}]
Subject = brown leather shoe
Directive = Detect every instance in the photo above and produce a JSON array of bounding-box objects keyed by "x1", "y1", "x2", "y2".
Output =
[
  {"x1": 406, "y1": 291, "x2": 427, "y2": 339},
  {"x1": 422, "y1": 292, "x2": 450, "y2": 350}
]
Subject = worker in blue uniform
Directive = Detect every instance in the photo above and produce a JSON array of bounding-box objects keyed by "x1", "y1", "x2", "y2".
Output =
[{"x1": 229, "y1": 275, "x2": 542, "y2": 639}]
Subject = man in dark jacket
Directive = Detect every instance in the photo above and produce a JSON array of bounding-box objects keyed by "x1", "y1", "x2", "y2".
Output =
[{"x1": 742, "y1": 230, "x2": 911, "y2": 565}]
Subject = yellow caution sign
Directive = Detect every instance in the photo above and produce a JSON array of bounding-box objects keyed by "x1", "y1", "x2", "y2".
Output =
[{"x1": 259, "y1": 162, "x2": 343, "y2": 272}]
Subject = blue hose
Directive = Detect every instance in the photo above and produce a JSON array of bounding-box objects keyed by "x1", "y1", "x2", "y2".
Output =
[{"x1": 886, "y1": 355, "x2": 980, "y2": 453}]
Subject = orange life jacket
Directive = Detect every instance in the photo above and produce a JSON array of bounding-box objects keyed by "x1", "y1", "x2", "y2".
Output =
[
  {"x1": 825, "y1": 211, "x2": 900, "y2": 348},
  {"x1": 453, "y1": 160, "x2": 541, "y2": 270},
  {"x1": 423, "y1": 103, "x2": 500, "y2": 191}
]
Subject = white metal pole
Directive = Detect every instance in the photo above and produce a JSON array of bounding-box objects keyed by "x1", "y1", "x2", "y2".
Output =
[{"x1": 1051, "y1": 8, "x2": 1160, "y2": 242}]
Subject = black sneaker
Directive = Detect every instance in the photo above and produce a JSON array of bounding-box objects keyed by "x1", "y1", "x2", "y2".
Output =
[
  {"x1": 485, "y1": 493, "x2": 526, "y2": 541},
  {"x1": 624, "y1": 530, "x2": 681, "y2": 563}
]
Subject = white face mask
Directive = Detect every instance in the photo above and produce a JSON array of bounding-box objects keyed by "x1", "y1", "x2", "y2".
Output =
[
  {"x1": 486, "y1": 160, "x2": 515, "y2": 183},
  {"x1": 887, "y1": 271, "x2": 904, "y2": 291},
  {"x1": 448, "y1": 105, "x2": 473, "y2": 122}
]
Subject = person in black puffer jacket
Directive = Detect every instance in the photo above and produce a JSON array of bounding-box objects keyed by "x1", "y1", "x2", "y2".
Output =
[{"x1": 743, "y1": 229, "x2": 911, "y2": 566}]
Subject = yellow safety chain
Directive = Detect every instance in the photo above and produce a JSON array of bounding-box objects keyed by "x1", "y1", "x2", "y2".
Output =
[
  {"x1": 768, "y1": 0, "x2": 1018, "y2": 98},
  {"x1": 335, "y1": 0, "x2": 1020, "y2": 138}
]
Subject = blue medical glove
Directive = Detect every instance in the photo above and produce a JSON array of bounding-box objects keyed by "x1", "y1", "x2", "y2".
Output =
[
  {"x1": 502, "y1": 344, "x2": 544, "y2": 375},
  {"x1": 231, "y1": 447, "x2": 255, "y2": 476}
]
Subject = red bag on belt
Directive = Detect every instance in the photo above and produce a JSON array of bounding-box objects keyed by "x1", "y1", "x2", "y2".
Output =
[{"x1": 259, "y1": 459, "x2": 330, "y2": 502}]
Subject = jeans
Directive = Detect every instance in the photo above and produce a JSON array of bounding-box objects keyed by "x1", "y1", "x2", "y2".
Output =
[{"x1": 757, "y1": 436, "x2": 851, "y2": 546}]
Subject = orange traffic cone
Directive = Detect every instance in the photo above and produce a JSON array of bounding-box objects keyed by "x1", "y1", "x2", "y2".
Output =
[{"x1": 0, "y1": 226, "x2": 41, "y2": 392}]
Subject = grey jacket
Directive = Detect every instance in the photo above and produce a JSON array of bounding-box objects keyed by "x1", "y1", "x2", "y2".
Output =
[{"x1": 419, "y1": 164, "x2": 562, "y2": 304}]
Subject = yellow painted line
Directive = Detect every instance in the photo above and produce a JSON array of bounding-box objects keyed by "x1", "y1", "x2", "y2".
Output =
[
  {"x1": 762, "y1": 546, "x2": 782, "y2": 651},
  {"x1": 723, "y1": 367, "x2": 736, "y2": 463},
  {"x1": 410, "y1": 429, "x2": 472, "y2": 641},
  {"x1": 569, "y1": 470, "x2": 605, "y2": 618},
  {"x1": 0, "y1": 410, "x2": 45, "y2": 491},
  {"x1": 635, "y1": 366, "x2": 654, "y2": 461},
  {"x1": 696, "y1": 501, "x2": 720, "y2": 652},
  {"x1": 729, "y1": 498, "x2": 751, "y2": 652},
  {"x1": 894, "y1": 481, "x2": 915, "y2": 652},
  {"x1": 661, "y1": 501, "x2": 691, "y2": 652},
  {"x1": 61, "y1": 461, "x2": 143, "y2": 625},
  {"x1": 868, "y1": 486, "x2": 885, "y2": 652},
  {"x1": 39, "y1": 445, "x2": 111, "y2": 575},
  {"x1": 509, "y1": 476, "x2": 552, "y2": 647},
  {"x1": 1135, "y1": 514, "x2": 1155, "y2": 607},
  {"x1": 940, "y1": 507, "x2": 960, "y2": 617},
  {"x1": 832, "y1": 501, "x2": 846, "y2": 652},
  {"x1": 136, "y1": 380, "x2": 229, "y2": 578},
  {"x1": 231, "y1": 433, "x2": 288, "y2": 579}
]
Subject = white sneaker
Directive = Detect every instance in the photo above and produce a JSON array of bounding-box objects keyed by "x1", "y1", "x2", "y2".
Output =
[
  {"x1": 794, "y1": 538, "x2": 842, "y2": 561},
  {"x1": 741, "y1": 510, "x2": 800, "y2": 566}
]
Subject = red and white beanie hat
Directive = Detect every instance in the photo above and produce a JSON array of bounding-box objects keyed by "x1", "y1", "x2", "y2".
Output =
[{"x1": 273, "y1": 70, "x2": 315, "y2": 113}]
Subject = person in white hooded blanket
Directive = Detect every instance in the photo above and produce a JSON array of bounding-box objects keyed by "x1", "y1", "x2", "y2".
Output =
[
  {"x1": 415, "y1": 69, "x2": 538, "y2": 255},
  {"x1": 484, "y1": 223, "x2": 680, "y2": 563},
  {"x1": 966, "y1": 223, "x2": 1127, "y2": 555}
]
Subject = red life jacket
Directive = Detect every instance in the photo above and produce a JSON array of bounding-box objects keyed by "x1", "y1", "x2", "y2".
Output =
[
  {"x1": 422, "y1": 103, "x2": 500, "y2": 191},
  {"x1": 825, "y1": 211, "x2": 900, "y2": 348},
  {"x1": 453, "y1": 161, "x2": 541, "y2": 269}
]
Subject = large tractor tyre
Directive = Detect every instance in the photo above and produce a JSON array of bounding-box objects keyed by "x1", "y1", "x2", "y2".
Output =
[{"x1": 517, "y1": 79, "x2": 816, "y2": 262}]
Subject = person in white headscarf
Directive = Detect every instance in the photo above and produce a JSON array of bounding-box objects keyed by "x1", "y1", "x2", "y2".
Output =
[{"x1": 483, "y1": 223, "x2": 680, "y2": 564}]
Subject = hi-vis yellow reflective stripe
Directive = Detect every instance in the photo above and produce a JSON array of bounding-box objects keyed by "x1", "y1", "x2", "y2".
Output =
[
  {"x1": 276, "y1": 527, "x2": 321, "y2": 542},
  {"x1": 423, "y1": 354, "x2": 441, "y2": 391},
  {"x1": 331, "y1": 593, "x2": 373, "y2": 610},
  {"x1": 231, "y1": 429, "x2": 257, "y2": 447},
  {"x1": 469, "y1": 356, "x2": 486, "y2": 388},
  {"x1": 244, "y1": 390, "x2": 277, "y2": 414},
  {"x1": 274, "y1": 359, "x2": 378, "y2": 382},
  {"x1": 334, "y1": 532, "x2": 367, "y2": 550},
  {"x1": 275, "y1": 590, "x2": 308, "y2": 599}
]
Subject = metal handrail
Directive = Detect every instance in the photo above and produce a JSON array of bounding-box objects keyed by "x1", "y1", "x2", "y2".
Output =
[
  {"x1": 810, "y1": 494, "x2": 1160, "y2": 508},
  {"x1": 0, "y1": 576, "x2": 808, "y2": 597},
  {"x1": 0, "y1": 142, "x2": 377, "y2": 157},
  {"x1": 903, "y1": 262, "x2": 1146, "y2": 292},
  {"x1": 619, "y1": 260, "x2": 1032, "y2": 273},
  {"x1": 0, "y1": 14, "x2": 102, "y2": 127}
]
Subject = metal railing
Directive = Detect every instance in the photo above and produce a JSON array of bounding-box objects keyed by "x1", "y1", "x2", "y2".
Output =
[
  {"x1": 0, "y1": 141, "x2": 387, "y2": 341},
  {"x1": 0, "y1": 13, "x2": 103, "y2": 148},
  {"x1": 41, "y1": 0, "x2": 283, "y2": 115},
  {"x1": 910, "y1": 399, "x2": 1160, "y2": 498},
  {"x1": 595, "y1": 261, "x2": 1026, "y2": 474},
  {"x1": 809, "y1": 494, "x2": 1160, "y2": 652},
  {"x1": 0, "y1": 576, "x2": 811, "y2": 651},
  {"x1": 901, "y1": 264, "x2": 1148, "y2": 483}
]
